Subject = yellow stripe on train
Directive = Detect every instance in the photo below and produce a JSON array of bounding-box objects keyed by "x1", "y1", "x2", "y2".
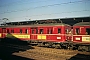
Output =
[
  {"x1": 37, "y1": 35, "x2": 46, "y2": 39},
  {"x1": 0, "y1": 34, "x2": 1, "y2": 37},
  {"x1": 6, "y1": 34, "x2": 30, "y2": 38},
  {"x1": 82, "y1": 37, "x2": 90, "y2": 42}
]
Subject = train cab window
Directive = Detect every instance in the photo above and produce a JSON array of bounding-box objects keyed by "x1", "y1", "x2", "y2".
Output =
[
  {"x1": 75, "y1": 28, "x2": 79, "y2": 35},
  {"x1": 25, "y1": 29, "x2": 28, "y2": 34},
  {"x1": 40, "y1": 29, "x2": 43, "y2": 34},
  {"x1": 86, "y1": 28, "x2": 90, "y2": 35},
  {"x1": 20, "y1": 29, "x2": 22, "y2": 33},
  {"x1": 58, "y1": 28, "x2": 61, "y2": 34}
]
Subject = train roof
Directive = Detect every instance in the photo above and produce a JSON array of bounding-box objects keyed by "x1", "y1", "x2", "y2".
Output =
[
  {"x1": 73, "y1": 22, "x2": 90, "y2": 26},
  {"x1": 0, "y1": 23, "x2": 70, "y2": 28}
]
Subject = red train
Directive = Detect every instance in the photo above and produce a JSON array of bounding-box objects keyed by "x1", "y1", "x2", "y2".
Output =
[
  {"x1": 73, "y1": 22, "x2": 90, "y2": 51},
  {"x1": 0, "y1": 22, "x2": 90, "y2": 51}
]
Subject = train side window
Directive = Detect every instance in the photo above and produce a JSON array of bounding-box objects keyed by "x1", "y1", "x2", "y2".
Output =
[
  {"x1": 36, "y1": 28, "x2": 38, "y2": 34},
  {"x1": 47, "y1": 29, "x2": 52, "y2": 34},
  {"x1": 40, "y1": 29, "x2": 43, "y2": 34},
  {"x1": 11, "y1": 29, "x2": 14, "y2": 33},
  {"x1": 2, "y1": 28, "x2": 6, "y2": 33},
  {"x1": 20, "y1": 29, "x2": 22, "y2": 33},
  {"x1": 7, "y1": 29, "x2": 9, "y2": 33},
  {"x1": 25, "y1": 29, "x2": 28, "y2": 34},
  {"x1": 50, "y1": 29, "x2": 52, "y2": 34},
  {"x1": 86, "y1": 28, "x2": 90, "y2": 35},
  {"x1": 32, "y1": 29, "x2": 34, "y2": 34},
  {"x1": 75, "y1": 28, "x2": 79, "y2": 35},
  {"x1": 47, "y1": 29, "x2": 49, "y2": 34},
  {"x1": 58, "y1": 28, "x2": 61, "y2": 34}
]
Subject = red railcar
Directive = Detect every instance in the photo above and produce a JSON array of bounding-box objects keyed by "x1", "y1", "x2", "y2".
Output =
[
  {"x1": 73, "y1": 22, "x2": 90, "y2": 51},
  {"x1": 0, "y1": 25, "x2": 31, "y2": 41},
  {"x1": 30, "y1": 23, "x2": 71, "y2": 42},
  {"x1": 0, "y1": 23, "x2": 72, "y2": 48}
]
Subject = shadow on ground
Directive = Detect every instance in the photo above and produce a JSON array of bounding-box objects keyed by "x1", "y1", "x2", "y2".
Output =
[
  {"x1": 0, "y1": 40, "x2": 35, "y2": 60},
  {"x1": 68, "y1": 53, "x2": 90, "y2": 60}
]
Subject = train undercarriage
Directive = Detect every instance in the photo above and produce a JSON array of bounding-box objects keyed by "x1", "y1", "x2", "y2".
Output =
[
  {"x1": 0, "y1": 37, "x2": 90, "y2": 52},
  {"x1": 27, "y1": 40, "x2": 90, "y2": 52}
]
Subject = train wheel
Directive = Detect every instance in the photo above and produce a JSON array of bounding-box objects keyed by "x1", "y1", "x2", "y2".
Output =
[
  {"x1": 37, "y1": 42, "x2": 44, "y2": 47},
  {"x1": 68, "y1": 46, "x2": 73, "y2": 50},
  {"x1": 78, "y1": 46, "x2": 84, "y2": 51},
  {"x1": 55, "y1": 44, "x2": 61, "y2": 49},
  {"x1": 78, "y1": 46, "x2": 90, "y2": 52},
  {"x1": 27, "y1": 40, "x2": 31, "y2": 44},
  {"x1": 44, "y1": 42, "x2": 53, "y2": 47},
  {"x1": 66, "y1": 44, "x2": 74, "y2": 50},
  {"x1": 84, "y1": 46, "x2": 90, "y2": 52}
]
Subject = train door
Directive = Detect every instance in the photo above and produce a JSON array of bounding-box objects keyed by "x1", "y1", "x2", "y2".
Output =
[
  {"x1": 31, "y1": 27, "x2": 38, "y2": 40},
  {"x1": 47, "y1": 28, "x2": 53, "y2": 34},
  {"x1": 65, "y1": 27, "x2": 72, "y2": 41},
  {"x1": 47, "y1": 27, "x2": 53, "y2": 40},
  {"x1": 2, "y1": 28, "x2": 6, "y2": 38}
]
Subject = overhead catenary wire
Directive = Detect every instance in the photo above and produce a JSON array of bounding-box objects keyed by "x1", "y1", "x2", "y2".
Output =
[{"x1": 0, "y1": 0, "x2": 90, "y2": 14}]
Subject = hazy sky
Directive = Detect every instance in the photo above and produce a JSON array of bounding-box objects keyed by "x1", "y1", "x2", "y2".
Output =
[{"x1": 0, "y1": 0, "x2": 90, "y2": 23}]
